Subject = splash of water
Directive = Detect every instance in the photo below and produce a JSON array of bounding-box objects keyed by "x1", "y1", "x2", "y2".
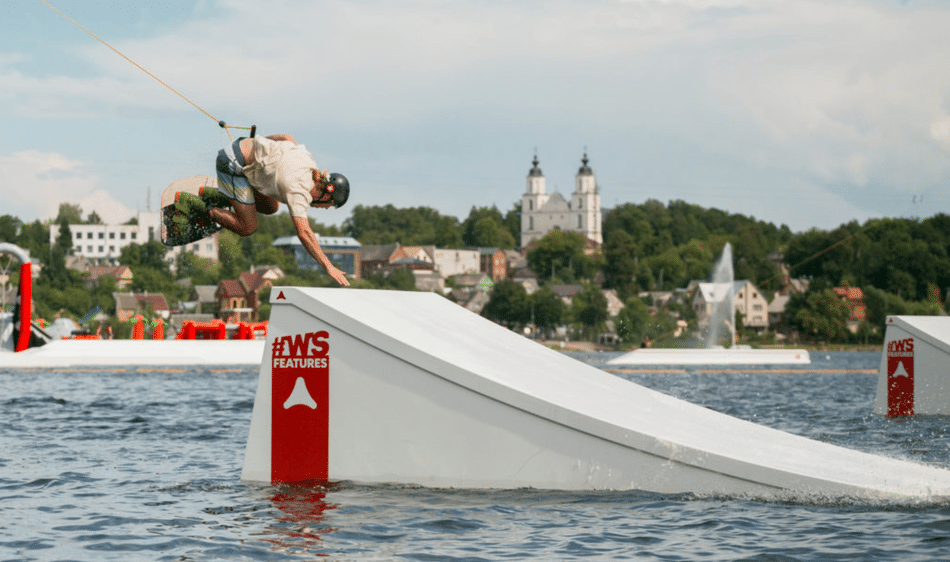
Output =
[{"x1": 704, "y1": 242, "x2": 736, "y2": 348}]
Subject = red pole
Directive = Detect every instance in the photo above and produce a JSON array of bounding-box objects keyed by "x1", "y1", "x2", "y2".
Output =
[{"x1": 15, "y1": 262, "x2": 32, "y2": 352}]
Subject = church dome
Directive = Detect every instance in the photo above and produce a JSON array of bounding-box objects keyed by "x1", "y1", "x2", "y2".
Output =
[
  {"x1": 577, "y1": 153, "x2": 593, "y2": 175},
  {"x1": 528, "y1": 155, "x2": 543, "y2": 177}
]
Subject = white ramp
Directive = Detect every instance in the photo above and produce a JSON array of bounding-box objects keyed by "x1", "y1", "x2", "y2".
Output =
[
  {"x1": 242, "y1": 288, "x2": 950, "y2": 499},
  {"x1": 875, "y1": 316, "x2": 950, "y2": 416}
]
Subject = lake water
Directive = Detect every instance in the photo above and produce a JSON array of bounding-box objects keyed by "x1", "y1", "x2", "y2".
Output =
[{"x1": 3, "y1": 351, "x2": 950, "y2": 561}]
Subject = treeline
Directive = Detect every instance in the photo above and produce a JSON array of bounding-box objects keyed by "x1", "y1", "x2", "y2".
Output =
[
  {"x1": 341, "y1": 203, "x2": 520, "y2": 249},
  {"x1": 477, "y1": 200, "x2": 949, "y2": 345},
  {"x1": 4, "y1": 199, "x2": 950, "y2": 345},
  {"x1": 785, "y1": 216, "x2": 950, "y2": 302},
  {"x1": 601, "y1": 200, "x2": 792, "y2": 301}
]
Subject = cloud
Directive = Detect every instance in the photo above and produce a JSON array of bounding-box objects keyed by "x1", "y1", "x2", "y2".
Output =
[
  {"x1": 931, "y1": 116, "x2": 950, "y2": 152},
  {"x1": 4, "y1": 0, "x2": 950, "y2": 232},
  {"x1": 0, "y1": 151, "x2": 133, "y2": 223}
]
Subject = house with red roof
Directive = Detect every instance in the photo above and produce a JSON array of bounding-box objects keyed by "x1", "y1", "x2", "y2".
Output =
[
  {"x1": 113, "y1": 292, "x2": 170, "y2": 322},
  {"x1": 215, "y1": 267, "x2": 280, "y2": 323},
  {"x1": 86, "y1": 265, "x2": 133, "y2": 289},
  {"x1": 834, "y1": 286, "x2": 867, "y2": 331}
]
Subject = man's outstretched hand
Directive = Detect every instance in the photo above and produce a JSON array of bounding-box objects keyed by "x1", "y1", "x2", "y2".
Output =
[{"x1": 328, "y1": 265, "x2": 350, "y2": 287}]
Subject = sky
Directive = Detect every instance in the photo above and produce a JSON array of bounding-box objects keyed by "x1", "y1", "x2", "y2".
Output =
[{"x1": 1, "y1": 0, "x2": 949, "y2": 233}]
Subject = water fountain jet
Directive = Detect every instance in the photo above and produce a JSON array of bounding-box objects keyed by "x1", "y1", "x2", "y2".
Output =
[
  {"x1": 608, "y1": 243, "x2": 809, "y2": 365},
  {"x1": 704, "y1": 242, "x2": 737, "y2": 349}
]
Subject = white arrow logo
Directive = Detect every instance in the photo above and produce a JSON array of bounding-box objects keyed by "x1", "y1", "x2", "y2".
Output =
[
  {"x1": 283, "y1": 377, "x2": 318, "y2": 409},
  {"x1": 891, "y1": 360, "x2": 911, "y2": 378}
]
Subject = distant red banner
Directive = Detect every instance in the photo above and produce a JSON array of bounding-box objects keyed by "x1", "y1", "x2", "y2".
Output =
[
  {"x1": 271, "y1": 331, "x2": 330, "y2": 483},
  {"x1": 886, "y1": 337, "x2": 914, "y2": 416}
]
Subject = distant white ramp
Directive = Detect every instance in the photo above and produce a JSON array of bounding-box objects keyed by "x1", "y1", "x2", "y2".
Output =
[
  {"x1": 875, "y1": 316, "x2": 950, "y2": 416},
  {"x1": 607, "y1": 347, "x2": 810, "y2": 365},
  {"x1": 243, "y1": 288, "x2": 950, "y2": 499}
]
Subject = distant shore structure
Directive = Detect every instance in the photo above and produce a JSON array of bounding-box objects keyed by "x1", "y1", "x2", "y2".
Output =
[{"x1": 520, "y1": 153, "x2": 602, "y2": 249}]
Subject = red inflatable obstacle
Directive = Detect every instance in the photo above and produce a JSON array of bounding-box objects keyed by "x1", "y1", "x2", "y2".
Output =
[
  {"x1": 235, "y1": 321, "x2": 268, "y2": 340},
  {"x1": 0, "y1": 243, "x2": 34, "y2": 352},
  {"x1": 152, "y1": 318, "x2": 165, "y2": 341},
  {"x1": 131, "y1": 315, "x2": 146, "y2": 340},
  {"x1": 176, "y1": 319, "x2": 227, "y2": 340}
]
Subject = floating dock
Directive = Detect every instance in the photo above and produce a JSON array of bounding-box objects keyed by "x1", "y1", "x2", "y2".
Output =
[
  {"x1": 242, "y1": 287, "x2": 950, "y2": 500},
  {"x1": 0, "y1": 339, "x2": 265, "y2": 368},
  {"x1": 607, "y1": 347, "x2": 810, "y2": 365}
]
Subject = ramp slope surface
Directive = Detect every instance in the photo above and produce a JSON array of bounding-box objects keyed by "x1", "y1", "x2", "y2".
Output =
[{"x1": 243, "y1": 288, "x2": 950, "y2": 499}]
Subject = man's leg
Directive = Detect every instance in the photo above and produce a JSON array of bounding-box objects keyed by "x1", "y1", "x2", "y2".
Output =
[
  {"x1": 210, "y1": 138, "x2": 258, "y2": 235},
  {"x1": 209, "y1": 201, "x2": 259, "y2": 236},
  {"x1": 254, "y1": 190, "x2": 281, "y2": 216}
]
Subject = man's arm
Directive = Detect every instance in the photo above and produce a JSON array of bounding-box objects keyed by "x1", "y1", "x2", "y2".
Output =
[
  {"x1": 292, "y1": 216, "x2": 350, "y2": 286},
  {"x1": 266, "y1": 134, "x2": 297, "y2": 144}
]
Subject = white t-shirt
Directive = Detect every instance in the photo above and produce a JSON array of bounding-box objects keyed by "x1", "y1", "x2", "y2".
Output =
[{"x1": 243, "y1": 136, "x2": 317, "y2": 218}]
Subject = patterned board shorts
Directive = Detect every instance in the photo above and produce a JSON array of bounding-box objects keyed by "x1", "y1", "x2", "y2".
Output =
[{"x1": 215, "y1": 138, "x2": 255, "y2": 205}]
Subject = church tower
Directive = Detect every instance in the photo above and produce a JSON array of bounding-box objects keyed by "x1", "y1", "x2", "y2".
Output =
[
  {"x1": 521, "y1": 154, "x2": 548, "y2": 249},
  {"x1": 570, "y1": 153, "x2": 602, "y2": 245}
]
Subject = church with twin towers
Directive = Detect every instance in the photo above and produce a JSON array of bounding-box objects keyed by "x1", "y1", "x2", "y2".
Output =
[{"x1": 520, "y1": 153, "x2": 603, "y2": 250}]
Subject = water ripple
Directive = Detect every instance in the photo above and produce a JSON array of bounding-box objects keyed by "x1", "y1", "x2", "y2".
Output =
[{"x1": 2, "y1": 357, "x2": 950, "y2": 560}]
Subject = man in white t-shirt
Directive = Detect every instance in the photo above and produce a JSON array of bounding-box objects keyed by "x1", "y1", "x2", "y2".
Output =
[{"x1": 175, "y1": 134, "x2": 351, "y2": 286}]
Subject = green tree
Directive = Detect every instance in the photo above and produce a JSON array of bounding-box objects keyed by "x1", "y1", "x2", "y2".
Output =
[
  {"x1": 615, "y1": 297, "x2": 676, "y2": 347},
  {"x1": 55, "y1": 203, "x2": 83, "y2": 225},
  {"x1": 0, "y1": 215, "x2": 22, "y2": 242},
  {"x1": 679, "y1": 239, "x2": 713, "y2": 283},
  {"x1": 119, "y1": 240, "x2": 170, "y2": 276},
  {"x1": 644, "y1": 248, "x2": 686, "y2": 290},
  {"x1": 462, "y1": 206, "x2": 514, "y2": 249},
  {"x1": 362, "y1": 269, "x2": 416, "y2": 291},
  {"x1": 503, "y1": 202, "x2": 521, "y2": 247},
  {"x1": 640, "y1": 199, "x2": 674, "y2": 255},
  {"x1": 470, "y1": 216, "x2": 515, "y2": 249},
  {"x1": 529, "y1": 286, "x2": 566, "y2": 332},
  {"x1": 43, "y1": 219, "x2": 75, "y2": 289},
  {"x1": 792, "y1": 288, "x2": 852, "y2": 342},
  {"x1": 343, "y1": 205, "x2": 462, "y2": 246},
  {"x1": 526, "y1": 230, "x2": 592, "y2": 284},
  {"x1": 602, "y1": 203, "x2": 654, "y2": 258},
  {"x1": 175, "y1": 252, "x2": 220, "y2": 286},
  {"x1": 571, "y1": 284, "x2": 608, "y2": 332},
  {"x1": 603, "y1": 230, "x2": 638, "y2": 300},
  {"x1": 90, "y1": 275, "x2": 118, "y2": 316},
  {"x1": 217, "y1": 230, "x2": 250, "y2": 279},
  {"x1": 483, "y1": 278, "x2": 529, "y2": 326},
  {"x1": 16, "y1": 220, "x2": 50, "y2": 260},
  {"x1": 615, "y1": 297, "x2": 652, "y2": 346}
]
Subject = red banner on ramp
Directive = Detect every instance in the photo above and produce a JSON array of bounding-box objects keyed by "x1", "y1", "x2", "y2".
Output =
[
  {"x1": 886, "y1": 337, "x2": 914, "y2": 416},
  {"x1": 271, "y1": 331, "x2": 330, "y2": 483}
]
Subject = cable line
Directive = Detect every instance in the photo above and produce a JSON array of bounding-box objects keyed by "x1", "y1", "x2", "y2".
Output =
[{"x1": 36, "y1": 0, "x2": 253, "y2": 140}]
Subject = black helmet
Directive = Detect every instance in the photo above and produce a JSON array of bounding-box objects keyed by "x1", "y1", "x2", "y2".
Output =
[{"x1": 325, "y1": 173, "x2": 350, "y2": 208}]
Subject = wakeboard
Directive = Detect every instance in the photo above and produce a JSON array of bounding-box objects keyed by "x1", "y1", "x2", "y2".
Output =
[{"x1": 160, "y1": 176, "x2": 227, "y2": 246}]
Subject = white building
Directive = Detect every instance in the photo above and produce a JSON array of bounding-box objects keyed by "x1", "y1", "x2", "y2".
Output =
[
  {"x1": 520, "y1": 153, "x2": 602, "y2": 249},
  {"x1": 433, "y1": 249, "x2": 481, "y2": 278},
  {"x1": 692, "y1": 280, "x2": 770, "y2": 333},
  {"x1": 50, "y1": 210, "x2": 219, "y2": 268}
]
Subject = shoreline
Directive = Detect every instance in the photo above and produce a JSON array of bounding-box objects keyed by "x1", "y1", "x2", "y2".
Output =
[{"x1": 541, "y1": 340, "x2": 883, "y2": 354}]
